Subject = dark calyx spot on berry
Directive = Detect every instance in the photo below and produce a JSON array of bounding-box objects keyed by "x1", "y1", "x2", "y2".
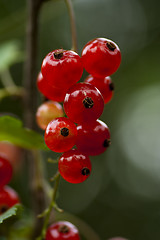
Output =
[
  {"x1": 109, "y1": 82, "x2": 115, "y2": 91},
  {"x1": 103, "y1": 139, "x2": 111, "y2": 148},
  {"x1": 0, "y1": 205, "x2": 8, "y2": 214},
  {"x1": 106, "y1": 42, "x2": 116, "y2": 51},
  {"x1": 54, "y1": 51, "x2": 63, "y2": 59},
  {"x1": 61, "y1": 127, "x2": 69, "y2": 137},
  {"x1": 58, "y1": 224, "x2": 69, "y2": 234},
  {"x1": 81, "y1": 167, "x2": 90, "y2": 176},
  {"x1": 83, "y1": 97, "x2": 94, "y2": 108}
]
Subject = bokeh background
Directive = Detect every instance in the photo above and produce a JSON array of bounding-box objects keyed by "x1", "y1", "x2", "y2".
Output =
[{"x1": 0, "y1": 0, "x2": 160, "y2": 239}]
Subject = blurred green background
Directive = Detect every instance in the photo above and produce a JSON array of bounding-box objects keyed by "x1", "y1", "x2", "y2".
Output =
[{"x1": 0, "y1": 0, "x2": 160, "y2": 239}]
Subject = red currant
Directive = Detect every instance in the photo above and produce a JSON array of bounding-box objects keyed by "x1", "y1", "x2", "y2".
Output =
[
  {"x1": 45, "y1": 117, "x2": 77, "y2": 153},
  {"x1": 41, "y1": 49, "x2": 83, "y2": 89},
  {"x1": 76, "y1": 120, "x2": 111, "y2": 156},
  {"x1": 0, "y1": 186, "x2": 20, "y2": 214},
  {"x1": 36, "y1": 101, "x2": 64, "y2": 130},
  {"x1": 0, "y1": 154, "x2": 12, "y2": 188},
  {"x1": 81, "y1": 38, "x2": 121, "y2": 77},
  {"x1": 63, "y1": 83, "x2": 104, "y2": 124},
  {"x1": 58, "y1": 149, "x2": 91, "y2": 184},
  {"x1": 84, "y1": 75, "x2": 114, "y2": 104},
  {"x1": 37, "y1": 72, "x2": 66, "y2": 102},
  {"x1": 45, "y1": 221, "x2": 80, "y2": 240}
]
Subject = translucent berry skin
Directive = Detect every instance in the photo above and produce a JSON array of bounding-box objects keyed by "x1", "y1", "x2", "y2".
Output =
[
  {"x1": 84, "y1": 75, "x2": 114, "y2": 104},
  {"x1": 45, "y1": 117, "x2": 77, "y2": 153},
  {"x1": 46, "y1": 221, "x2": 80, "y2": 240},
  {"x1": 0, "y1": 186, "x2": 20, "y2": 214},
  {"x1": 36, "y1": 101, "x2": 64, "y2": 130},
  {"x1": 0, "y1": 155, "x2": 13, "y2": 188},
  {"x1": 58, "y1": 149, "x2": 91, "y2": 184},
  {"x1": 81, "y1": 38, "x2": 121, "y2": 77},
  {"x1": 64, "y1": 83, "x2": 104, "y2": 124},
  {"x1": 41, "y1": 49, "x2": 83, "y2": 89},
  {"x1": 37, "y1": 72, "x2": 66, "y2": 102},
  {"x1": 76, "y1": 120, "x2": 111, "y2": 156}
]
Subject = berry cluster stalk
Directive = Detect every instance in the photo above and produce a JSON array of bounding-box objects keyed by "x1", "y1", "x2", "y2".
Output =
[
  {"x1": 37, "y1": 172, "x2": 61, "y2": 240},
  {"x1": 65, "y1": 0, "x2": 78, "y2": 52}
]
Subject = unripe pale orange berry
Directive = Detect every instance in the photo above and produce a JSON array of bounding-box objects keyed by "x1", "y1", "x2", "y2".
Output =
[{"x1": 36, "y1": 101, "x2": 64, "y2": 130}]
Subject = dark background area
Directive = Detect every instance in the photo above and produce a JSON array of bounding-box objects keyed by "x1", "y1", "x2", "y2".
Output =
[{"x1": 0, "y1": 0, "x2": 160, "y2": 239}]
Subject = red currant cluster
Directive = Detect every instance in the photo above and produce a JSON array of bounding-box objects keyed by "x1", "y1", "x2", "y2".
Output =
[
  {"x1": 0, "y1": 154, "x2": 19, "y2": 214},
  {"x1": 37, "y1": 37, "x2": 121, "y2": 184},
  {"x1": 37, "y1": 37, "x2": 121, "y2": 240}
]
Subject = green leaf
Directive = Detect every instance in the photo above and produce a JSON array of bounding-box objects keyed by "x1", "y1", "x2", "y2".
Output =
[
  {"x1": 0, "y1": 116, "x2": 48, "y2": 150},
  {"x1": 0, "y1": 41, "x2": 24, "y2": 73},
  {"x1": 0, "y1": 204, "x2": 22, "y2": 224}
]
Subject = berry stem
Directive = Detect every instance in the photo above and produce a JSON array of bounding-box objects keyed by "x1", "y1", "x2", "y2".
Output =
[
  {"x1": 64, "y1": 0, "x2": 78, "y2": 52},
  {"x1": 0, "y1": 87, "x2": 24, "y2": 101},
  {"x1": 37, "y1": 172, "x2": 61, "y2": 240},
  {"x1": 1, "y1": 69, "x2": 18, "y2": 89},
  {"x1": 0, "y1": 69, "x2": 25, "y2": 100}
]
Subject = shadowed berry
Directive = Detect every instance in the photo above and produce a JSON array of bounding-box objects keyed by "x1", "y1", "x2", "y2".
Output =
[
  {"x1": 37, "y1": 72, "x2": 66, "y2": 102},
  {"x1": 76, "y1": 119, "x2": 111, "y2": 156},
  {"x1": 84, "y1": 75, "x2": 114, "y2": 104}
]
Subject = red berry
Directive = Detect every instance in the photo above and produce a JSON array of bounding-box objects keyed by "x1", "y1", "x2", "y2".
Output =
[
  {"x1": 84, "y1": 75, "x2": 114, "y2": 104},
  {"x1": 81, "y1": 38, "x2": 121, "y2": 77},
  {"x1": 63, "y1": 83, "x2": 104, "y2": 124},
  {"x1": 37, "y1": 72, "x2": 66, "y2": 102},
  {"x1": 36, "y1": 101, "x2": 64, "y2": 130},
  {"x1": 0, "y1": 186, "x2": 20, "y2": 214},
  {"x1": 41, "y1": 49, "x2": 83, "y2": 89},
  {"x1": 0, "y1": 154, "x2": 12, "y2": 188},
  {"x1": 46, "y1": 221, "x2": 80, "y2": 240},
  {"x1": 76, "y1": 120, "x2": 111, "y2": 156},
  {"x1": 58, "y1": 149, "x2": 91, "y2": 184},
  {"x1": 45, "y1": 117, "x2": 77, "y2": 153}
]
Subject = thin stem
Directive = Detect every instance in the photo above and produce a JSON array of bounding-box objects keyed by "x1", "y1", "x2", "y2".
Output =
[
  {"x1": 0, "y1": 69, "x2": 17, "y2": 89},
  {"x1": 0, "y1": 87, "x2": 24, "y2": 100},
  {"x1": 24, "y1": 0, "x2": 47, "y2": 238},
  {"x1": 0, "y1": 69, "x2": 25, "y2": 99},
  {"x1": 23, "y1": 0, "x2": 40, "y2": 129},
  {"x1": 37, "y1": 172, "x2": 61, "y2": 240},
  {"x1": 65, "y1": 0, "x2": 78, "y2": 52}
]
